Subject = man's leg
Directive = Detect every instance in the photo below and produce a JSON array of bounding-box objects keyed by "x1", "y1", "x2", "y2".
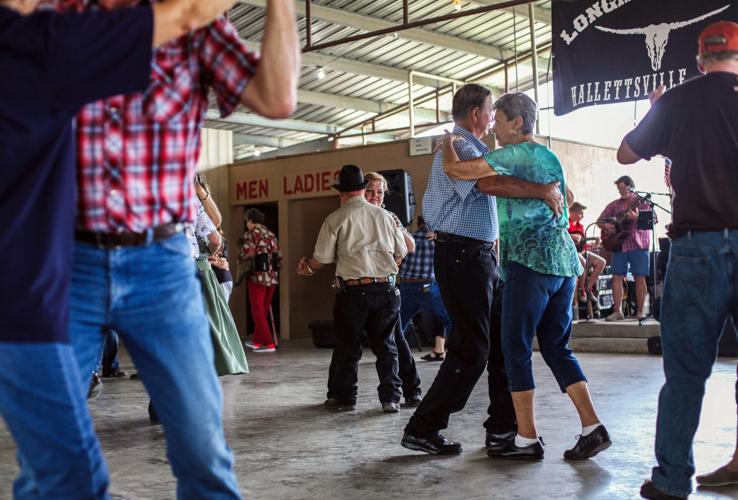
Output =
[
  {"x1": 101, "y1": 330, "x2": 120, "y2": 376},
  {"x1": 427, "y1": 282, "x2": 452, "y2": 356},
  {"x1": 650, "y1": 234, "x2": 731, "y2": 498},
  {"x1": 0, "y1": 343, "x2": 109, "y2": 500},
  {"x1": 484, "y1": 280, "x2": 516, "y2": 435},
  {"x1": 405, "y1": 241, "x2": 495, "y2": 438},
  {"x1": 630, "y1": 250, "x2": 650, "y2": 318},
  {"x1": 394, "y1": 322, "x2": 422, "y2": 401},
  {"x1": 110, "y1": 234, "x2": 241, "y2": 499},
  {"x1": 365, "y1": 287, "x2": 402, "y2": 404},
  {"x1": 331, "y1": 289, "x2": 370, "y2": 405}
]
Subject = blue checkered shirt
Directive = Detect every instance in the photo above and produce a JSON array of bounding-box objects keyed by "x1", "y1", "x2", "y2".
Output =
[
  {"x1": 422, "y1": 125, "x2": 498, "y2": 242},
  {"x1": 399, "y1": 226, "x2": 436, "y2": 280}
]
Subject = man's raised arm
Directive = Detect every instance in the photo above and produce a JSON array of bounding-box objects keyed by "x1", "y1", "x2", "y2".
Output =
[{"x1": 152, "y1": 0, "x2": 238, "y2": 47}]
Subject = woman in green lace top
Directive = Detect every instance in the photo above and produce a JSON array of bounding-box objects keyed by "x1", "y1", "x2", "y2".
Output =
[{"x1": 440, "y1": 92, "x2": 611, "y2": 462}]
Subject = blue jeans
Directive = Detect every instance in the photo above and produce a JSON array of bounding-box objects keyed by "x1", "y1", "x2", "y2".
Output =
[
  {"x1": 501, "y1": 261, "x2": 586, "y2": 392},
  {"x1": 0, "y1": 343, "x2": 109, "y2": 499},
  {"x1": 59, "y1": 233, "x2": 240, "y2": 499},
  {"x1": 399, "y1": 282, "x2": 452, "y2": 337},
  {"x1": 652, "y1": 230, "x2": 738, "y2": 497}
]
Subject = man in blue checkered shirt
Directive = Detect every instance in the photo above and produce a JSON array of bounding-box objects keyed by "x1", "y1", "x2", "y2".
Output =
[
  {"x1": 398, "y1": 216, "x2": 452, "y2": 361},
  {"x1": 402, "y1": 84, "x2": 565, "y2": 456}
]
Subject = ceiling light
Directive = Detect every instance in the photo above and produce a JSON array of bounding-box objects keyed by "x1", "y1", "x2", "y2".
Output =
[
  {"x1": 253, "y1": 149, "x2": 261, "y2": 157},
  {"x1": 316, "y1": 66, "x2": 326, "y2": 79},
  {"x1": 452, "y1": 0, "x2": 462, "y2": 11}
]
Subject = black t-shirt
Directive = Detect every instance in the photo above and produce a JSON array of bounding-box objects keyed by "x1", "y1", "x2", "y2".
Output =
[
  {"x1": 625, "y1": 72, "x2": 738, "y2": 237},
  {"x1": 0, "y1": 6, "x2": 153, "y2": 342}
]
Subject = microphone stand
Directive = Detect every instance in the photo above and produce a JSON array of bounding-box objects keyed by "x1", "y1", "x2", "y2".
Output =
[{"x1": 630, "y1": 191, "x2": 668, "y2": 325}]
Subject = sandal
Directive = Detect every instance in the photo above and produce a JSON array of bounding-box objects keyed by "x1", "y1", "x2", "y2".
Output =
[{"x1": 421, "y1": 351, "x2": 445, "y2": 362}]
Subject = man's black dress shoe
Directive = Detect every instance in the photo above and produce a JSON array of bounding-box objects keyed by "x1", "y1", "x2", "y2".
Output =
[
  {"x1": 401, "y1": 432, "x2": 462, "y2": 455},
  {"x1": 323, "y1": 398, "x2": 356, "y2": 412},
  {"x1": 563, "y1": 425, "x2": 611, "y2": 460},
  {"x1": 639, "y1": 480, "x2": 686, "y2": 499},
  {"x1": 485, "y1": 430, "x2": 516, "y2": 452},
  {"x1": 488, "y1": 437, "x2": 544, "y2": 460}
]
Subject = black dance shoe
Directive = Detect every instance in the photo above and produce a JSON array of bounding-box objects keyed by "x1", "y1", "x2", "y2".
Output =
[
  {"x1": 488, "y1": 437, "x2": 544, "y2": 460},
  {"x1": 401, "y1": 432, "x2": 462, "y2": 455},
  {"x1": 563, "y1": 425, "x2": 611, "y2": 460}
]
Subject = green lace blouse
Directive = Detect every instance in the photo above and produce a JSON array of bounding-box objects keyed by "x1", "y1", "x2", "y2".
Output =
[{"x1": 483, "y1": 142, "x2": 583, "y2": 279}]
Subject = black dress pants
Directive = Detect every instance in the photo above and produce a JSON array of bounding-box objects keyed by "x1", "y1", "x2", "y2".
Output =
[
  {"x1": 328, "y1": 283, "x2": 402, "y2": 404},
  {"x1": 405, "y1": 237, "x2": 513, "y2": 437},
  {"x1": 484, "y1": 279, "x2": 516, "y2": 433},
  {"x1": 395, "y1": 322, "x2": 422, "y2": 400}
]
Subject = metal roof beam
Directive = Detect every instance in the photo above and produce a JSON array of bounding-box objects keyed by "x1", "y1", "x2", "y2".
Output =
[
  {"x1": 233, "y1": 134, "x2": 302, "y2": 148},
  {"x1": 298, "y1": 89, "x2": 447, "y2": 122},
  {"x1": 472, "y1": 1, "x2": 551, "y2": 26},
  {"x1": 206, "y1": 110, "x2": 339, "y2": 134},
  {"x1": 239, "y1": 0, "x2": 513, "y2": 61},
  {"x1": 242, "y1": 39, "x2": 445, "y2": 88}
]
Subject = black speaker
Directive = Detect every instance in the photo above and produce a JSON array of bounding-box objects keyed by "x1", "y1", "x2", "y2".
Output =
[{"x1": 377, "y1": 169, "x2": 416, "y2": 226}]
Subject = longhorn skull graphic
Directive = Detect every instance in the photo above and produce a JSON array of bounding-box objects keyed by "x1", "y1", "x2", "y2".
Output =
[{"x1": 595, "y1": 5, "x2": 730, "y2": 71}]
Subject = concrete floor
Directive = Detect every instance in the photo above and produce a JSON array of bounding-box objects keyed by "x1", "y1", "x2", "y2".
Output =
[{"x1": 1, "y1": 343, "x2": 737, "y2": 499}]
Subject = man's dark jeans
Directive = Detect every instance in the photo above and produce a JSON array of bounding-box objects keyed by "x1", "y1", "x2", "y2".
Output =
[
  {"x1": 395, "y1": 323, "x2": 422, "y2": 400},
  {"x1": 485, "y1": 280, "x2": 516, "y2": 433},
  {"x1": 328, "y1": 283, "x2": 402, "y2": 405},
  {"x1": 406, "y1": 236, "x2": 514, "y2": 437}
]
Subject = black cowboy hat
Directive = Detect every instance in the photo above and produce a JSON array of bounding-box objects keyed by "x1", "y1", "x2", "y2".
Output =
[{"x1": 332, "y1": 164, "x2": 369, "y2": 192}]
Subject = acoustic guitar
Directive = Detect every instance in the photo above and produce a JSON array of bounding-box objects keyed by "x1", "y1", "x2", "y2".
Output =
[{"x1": 599, "y1": 196, "x2": 643, "y2": 253}]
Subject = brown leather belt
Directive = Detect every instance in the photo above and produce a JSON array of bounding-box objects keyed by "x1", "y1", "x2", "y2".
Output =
[
  {"x1": 343, "y1": 277, "x2": 391, "y2": 286},
  {"x1": 400, "y1": 277, "x2": 434, "y2": 284},
  {"x1": 75, "y1": 222, "x2": 184, "y2": 249}
]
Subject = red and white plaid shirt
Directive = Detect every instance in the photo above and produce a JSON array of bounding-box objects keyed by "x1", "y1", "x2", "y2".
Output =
[{"x1": 47, "y1": 0, "x2": 257, "y2": 232}]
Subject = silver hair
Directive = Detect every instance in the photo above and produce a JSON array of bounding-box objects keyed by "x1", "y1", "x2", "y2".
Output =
[
  {"x1": 493, "y1": 92, "x2": 538, "y2": 135},
  {"x1": 697, "y1": 50, "x2": 738, "y2": 65}
]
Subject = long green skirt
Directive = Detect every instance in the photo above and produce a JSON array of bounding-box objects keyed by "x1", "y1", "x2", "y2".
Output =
[{"x1": 197, "y1": 259, "x2": 249, "y2": 376}]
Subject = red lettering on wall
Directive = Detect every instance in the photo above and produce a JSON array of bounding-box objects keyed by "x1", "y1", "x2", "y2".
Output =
[
  {"x1": 236, "y1": 182, "x2": 247, "y2": 201},
  {"x1": 321, "y1": 171, "x2": 330, "y2": 191},
  {"x1": 303, "y1": 173, "x2": 315, "y2": 193},
  {"x1": 236, "y1": 179, "x2": 269, "y2": 200},
  {"x1": 283, "y1": 176, "x2": 292, "y2": 195}
]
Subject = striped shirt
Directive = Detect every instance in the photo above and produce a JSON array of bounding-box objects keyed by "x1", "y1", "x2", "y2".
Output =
[
  {"x1": 399, "y1": 226, "x2": 436, "y2": 280},
  {"x1": 422, "y1": 125, "x2": 498, "y2": 242}
]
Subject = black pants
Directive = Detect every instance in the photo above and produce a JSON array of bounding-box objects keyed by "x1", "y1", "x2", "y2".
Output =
[
  {"x1": 395, "y1": 322, "x2": 422, "y2": 400},
  {"x1": 484, "y1": 280, "x2": 516, "y2": 432},
  {"x1": 328, "y1": 284, "x2": 402, "y2": 404},
  {"x1": 405, "y1": 237, "x2": 514, "y2": 437}
]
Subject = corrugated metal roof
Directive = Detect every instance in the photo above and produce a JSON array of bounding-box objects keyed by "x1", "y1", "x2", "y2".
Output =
[{"x1": 209, "y1": 0, "x2": 553, "y2": 159}]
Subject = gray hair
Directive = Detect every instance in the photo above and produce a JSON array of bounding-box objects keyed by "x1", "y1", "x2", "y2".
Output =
[
  {"x1": 493, "y1": 93, "x2": 538, "y2": 135},
  {"x1": 697, "y1": 50, "x2": 738, "y2": 65}
]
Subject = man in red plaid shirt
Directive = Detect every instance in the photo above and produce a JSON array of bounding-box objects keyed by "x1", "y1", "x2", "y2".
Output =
[{"x1": 45, "y1": 0, "x2": 300, "y2": 497}]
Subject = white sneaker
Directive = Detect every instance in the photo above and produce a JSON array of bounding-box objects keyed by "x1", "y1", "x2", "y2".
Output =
[
  {"x1": 253, "y1": 345, "x2": 276, "y2": 353},
  {"x1": 244, "y1": 341, "x2": 259, "y2": 349},
  {"x1": 605, "y1": 311, "x2": 625, "y2": 322}
]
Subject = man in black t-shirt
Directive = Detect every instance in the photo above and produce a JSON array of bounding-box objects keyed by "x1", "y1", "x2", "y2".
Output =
[
  {"x1": 0, "y1": 1, "x2": 235, "y2": 497},
  {"x1": 617, "y1": 21, "x2": 738, "y2": 500}
]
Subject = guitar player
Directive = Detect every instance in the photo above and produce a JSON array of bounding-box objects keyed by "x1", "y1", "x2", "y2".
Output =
[{"x1": 597, "y1": 175, "x2": 655, "y2": 322}]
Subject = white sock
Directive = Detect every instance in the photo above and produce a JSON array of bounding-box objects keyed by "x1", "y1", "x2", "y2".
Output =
[
  {"x1": 581, "y1": 423, "x2": 601, "y2": 436},
  {"x1": 515, "y1": 434, "x2": 540, "y2": 447}
]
